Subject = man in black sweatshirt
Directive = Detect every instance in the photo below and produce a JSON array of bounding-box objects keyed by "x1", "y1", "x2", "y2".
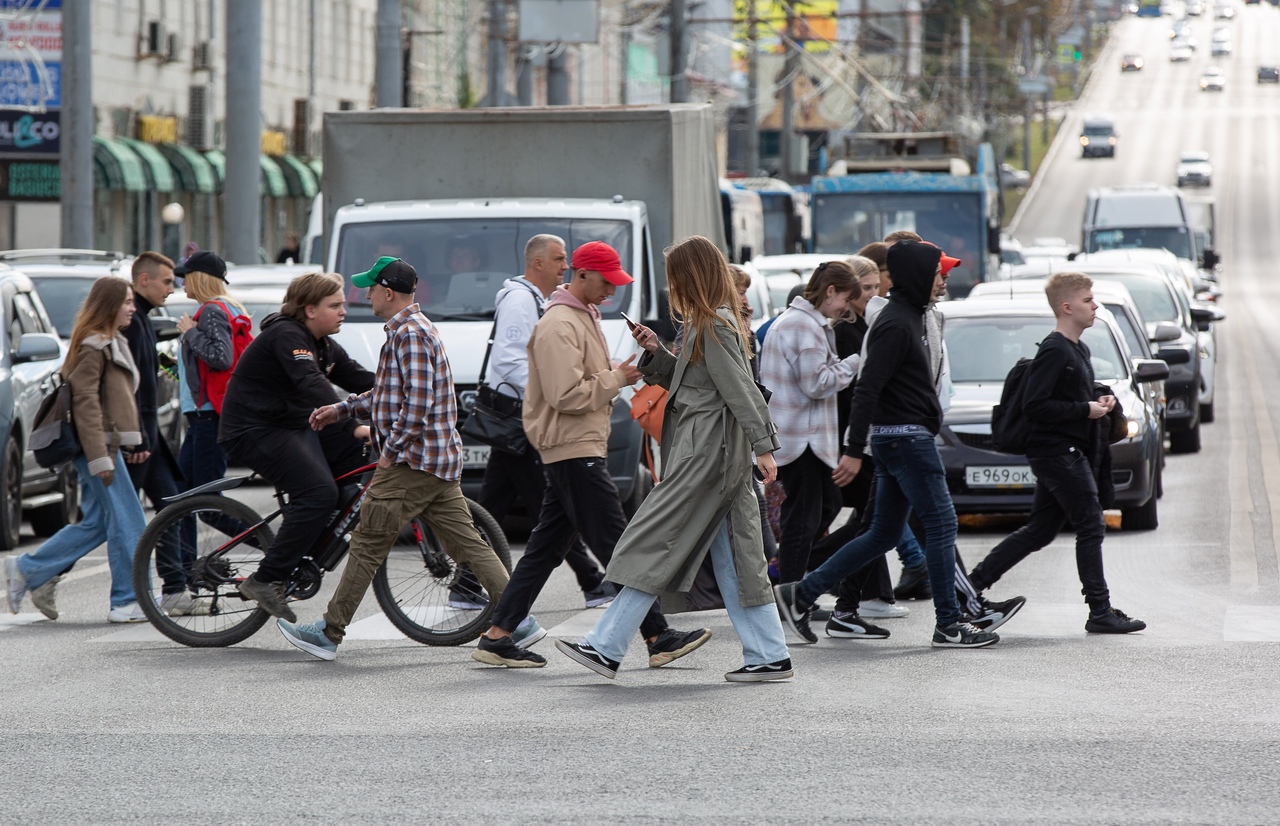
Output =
[
  {"x1": 219, "y1": 272, "x2": 374, "y2": 621},
  {"x1": 958, "y1": 272, "x2": 1146, "y2": 634},
  {"x1": 773, "y1": 240, "x2": 998, "y2": 648}
]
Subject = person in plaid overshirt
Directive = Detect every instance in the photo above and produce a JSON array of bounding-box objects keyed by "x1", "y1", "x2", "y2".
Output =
[{"x1": 275, "y1": 256, "x2": 510, "y2": 661}]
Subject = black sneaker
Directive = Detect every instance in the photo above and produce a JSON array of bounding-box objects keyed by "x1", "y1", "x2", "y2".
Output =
[
  {"x1": 825, "y1": 611, "x2": 891, "y2": 639},
  {"x1": 1085, "y1": 608, "x2": 1147, "y2": 634},
  {"x1": 725, "y1": 658, "x2": 794, "y2": 682},
  {"x1": 555, "y1": 638, "x2": 620, "y2": 679},
  {"x1": 931, "y1": 621, "x2": 999, "y2": 648},
  {"x1": 773, "y1": 582, "x2": 817, "y2": 644},
  {"x1": 448, "y1": 568, "x2": 489, "y2": 610},
  {"x1": 471, "y1": 634, "x2": 547, "y2": 668},
  {"x1": 968, "y1": 595, "x2": 1027, "y2": 632},
  {"x1": 583, "y1": 581, "x2": 618, "y2": 609},
  {"x1": 646, "y1": 628, "x2": 712, "y2": 668},
  {"x1": 893, "y1": 563, "x2": 932, "y2": 600},
  {"x1": 238, "y1": 575, "x2": 297, "y2": 623}
]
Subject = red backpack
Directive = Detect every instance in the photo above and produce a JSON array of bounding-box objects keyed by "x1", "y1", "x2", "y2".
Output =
[{"x1": 193, "y1": 300, "x2": 254, "y2": 414}]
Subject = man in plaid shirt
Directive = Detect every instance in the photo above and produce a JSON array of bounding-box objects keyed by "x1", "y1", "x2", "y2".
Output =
[{"x1": 276, "y1": 256, "x2": 510, "y2": 661}]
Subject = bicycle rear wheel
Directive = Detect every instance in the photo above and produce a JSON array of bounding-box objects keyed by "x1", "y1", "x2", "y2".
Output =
[
  {"x1": 372, "y1": 498, "x2": 511, "y2": 646},
  {"x1": 131, "y1": 494, "x2": 275, "y2": 647}
]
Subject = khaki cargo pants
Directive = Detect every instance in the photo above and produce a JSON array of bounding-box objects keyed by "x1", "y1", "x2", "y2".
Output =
[{"x1": 322, "y1": 463, "x2": 510, "y2": 643}]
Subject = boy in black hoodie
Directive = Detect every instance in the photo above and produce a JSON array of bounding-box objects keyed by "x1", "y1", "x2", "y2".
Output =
[
  {"x1": 958, "y1": 273, "x2": 1146, "y2": 634},
  {"x1": 774, "y1": 240, "x2": 998, "y2": 648}
]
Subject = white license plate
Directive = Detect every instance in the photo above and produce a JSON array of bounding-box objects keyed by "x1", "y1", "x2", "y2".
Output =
[
  {"x1": 461, "y1": 444, "x2": 491, "y2": 468},
  {"x1": 966, "y1": 465, "x2": 1036, "y2": 488}
]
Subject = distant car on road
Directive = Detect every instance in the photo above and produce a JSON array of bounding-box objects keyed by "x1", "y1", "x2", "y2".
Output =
[
  {"x1": 1121, "y1": 53, "x2": 1145, "y2": 71},
  {"x1": 1210, "y1": 31, "x2": 1233, "y2": 55},
  {"x1": 1258, "y1": 65, "x2": 1280, "y2": 82},
  {"x1": 1176, "y1": 150, "x2": 1213, "y2": 187},
  {"x1": 1187, "y1": 0, "x2": 1205, "y2": 14},
  {"x1": 999, "y1": 163, "x2": 1031, "y2": 189},
  {"x1": 1200, "y1": 67, "x2": 1226, "y2": 91},
  {"x1": 1080, "y1": 116, "x2": 1119, "y2": 158},
  {"x1": 1170, "y1": 43, "x2": 1194, "y2": 61},
  {"x1": 1214, "y1": 2, "x2": 1236, "y2": 18}
]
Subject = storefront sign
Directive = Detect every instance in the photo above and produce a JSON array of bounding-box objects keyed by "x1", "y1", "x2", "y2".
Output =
[
  {"x1": 0, "y1": 1, "x2": 61, "y2": 108},
  {"x1": 0, "y1": 159, "x2": 60, "y2": 200},
  {"x1": 0, "y1": 109, "x2": 58, "y2": 154}
]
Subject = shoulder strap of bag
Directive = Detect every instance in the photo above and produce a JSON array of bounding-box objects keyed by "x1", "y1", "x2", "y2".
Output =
[{"x1": 478, "y1": 283, "x2": 541, "y2": 385}]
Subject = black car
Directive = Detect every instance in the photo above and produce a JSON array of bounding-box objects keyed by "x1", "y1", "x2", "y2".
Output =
[
  {"x1": 937, "y1": 299, "x2": 1168, "y2": 530},
  {"x1": 1259, "y1": 65, "x2": 1280, "y2": 83}
]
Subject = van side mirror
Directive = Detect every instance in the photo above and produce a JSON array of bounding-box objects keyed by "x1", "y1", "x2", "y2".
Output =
[
  {"x1": 152, "y1": 315, "x2": 181, "y2": 342},
  {"x1": 1133, "y1": 359, "x2": 1170, "y2": 383}
]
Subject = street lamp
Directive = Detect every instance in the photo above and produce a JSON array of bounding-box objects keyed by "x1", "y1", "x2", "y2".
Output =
[{"x1": 161, "y1": 202, "x2": 185, "y2": 262}]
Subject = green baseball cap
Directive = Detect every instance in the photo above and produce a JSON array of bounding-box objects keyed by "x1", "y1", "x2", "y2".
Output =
[{"x1": 351, "y1": 256, "x2": 418, "y2": 292}]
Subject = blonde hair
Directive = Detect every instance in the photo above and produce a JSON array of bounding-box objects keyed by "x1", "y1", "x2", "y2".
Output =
[
  {"x1": 883, "y1": 230, "x2": 923, "y2": 243},
  {"x1": 281, "y1": 271, "x2": 342, "y2": 322},
  {"x1": 1045, "y1": 272, "x2": 1093, "y2": 315},
  {"x1": 846, "y1": 254, "x2": 878, "y2": 281},
  {"x1": 665, "y1": 236, "x2": 751, "y2": 365},
  {"x1": 64, "y1": 277, "x2": 132, "y2": 376},
  {"x1": 184, "y1": 270, "x2": 246, "y2": 314},
  {"x1": 729, "y1": 263, "x2": 751, "y2": 290}
]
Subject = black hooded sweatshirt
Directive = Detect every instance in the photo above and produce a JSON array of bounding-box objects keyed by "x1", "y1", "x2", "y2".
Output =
[
  {"x1": 843, "y1": 241, "x2": 944, "y2": 456},
  {"x1": 219, "y1": 312, "x2": 374, "y2": 441}
]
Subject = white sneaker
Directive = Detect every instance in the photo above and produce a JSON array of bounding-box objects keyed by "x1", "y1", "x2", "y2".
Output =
[
  {"x1": 859, "y1": 599, "x2": 910, "y2": 619},
  {"x1": 30, "y1": 575, "x2": 60, "y2": 620},
  {"x1": 107, "y1": 602, "x2": 148, "y2": 623},
  {"x1": 160, "y1": 591, "x2": 211, "y2": 616},
  {"x1": 4, "y1": 555, "x2": 28, "y2": 613}
]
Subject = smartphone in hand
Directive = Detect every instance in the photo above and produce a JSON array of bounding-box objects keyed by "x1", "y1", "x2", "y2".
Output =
[{"x1": 620, "y1": 311, "x2": 638, "y2": 331}]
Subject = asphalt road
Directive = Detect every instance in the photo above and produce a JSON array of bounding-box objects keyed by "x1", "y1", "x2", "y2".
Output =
[{"x1": 5, "y1": 12, "x2": 1280, "y2": 825}]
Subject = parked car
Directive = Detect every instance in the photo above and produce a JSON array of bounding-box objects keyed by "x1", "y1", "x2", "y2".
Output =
[
  {"x1": 1121, "y1": 53, "x2": 1145, "y2": 71},
  {"x1": 0, "y1": 265, "x2": 77, "y2": 547},
  {"x1": 999, "y1": 163, "x2": 1031, "y2": 189},
  {"x1": 222, "y1": 262, "x2": 318, "y2": 289},
  {"x1": 1214, "y1": 2, "x2": 1236, "y2": 18},
  {"x1": 1176, "y1": 150, "x2": 1213, "y2": 187},
  {"x1": 1200, "y1": 67, "x2": 1226, "y2": 91},
  {"x1": 1211, "y1": 35, "x2": 1233, "y2": 56},
  {"x1": 1258, "y1": 65, "x2": 1279, "y2": 83},
  {"x1": 935, "y1": 298, "x2": 1168, "y2": 530}
]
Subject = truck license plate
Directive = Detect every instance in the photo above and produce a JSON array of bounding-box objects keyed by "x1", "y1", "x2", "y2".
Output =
[
  {"x1": 461, "y1": 445, "x2": 491, "y2": 468},
  {"x1": 966, "y1": 465, "x2": 1036, "y2": 488}
]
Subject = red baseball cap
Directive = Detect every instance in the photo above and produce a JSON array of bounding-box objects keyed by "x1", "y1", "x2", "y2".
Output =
[
  {"x1": 920, "y1": 241, "x2": 961, "y2": 274},
  {"x1": 572, "y1": 241, "x2": 633, "y2": 286}
]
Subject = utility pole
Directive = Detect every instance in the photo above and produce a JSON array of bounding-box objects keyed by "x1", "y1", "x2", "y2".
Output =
[
  {"x1": 960, "y1": 16, "x2": 971, "y2": 120},
  {"x1": 60, "y1": 0, "x2": 92, "y2": 248},
  {"x1": 375, "y1": 0, "x2": 402, "y2": 107},
  {"x1": 485, "y1": 0, "x2": 506, "y2": 106},
  {"x1": 1022, "y1": 17, "x2": 1032, "y2": 175},
  {"x1": 670, "y1": 0, "x2": 688, "y2": 103},
  {"x1": 225, "y1": 0, "x2": 262, "y2": 265},
  {"x1": 744, "y1": 0, "x2": 759, "y2": 177},
  {"x1": 778, "y1": 4, "x2": 796, "y2": 180}
]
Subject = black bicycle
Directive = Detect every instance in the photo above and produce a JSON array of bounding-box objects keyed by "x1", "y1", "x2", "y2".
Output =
[{"x1": 130, "y1": 462, "x2": 510, "y2": 648}]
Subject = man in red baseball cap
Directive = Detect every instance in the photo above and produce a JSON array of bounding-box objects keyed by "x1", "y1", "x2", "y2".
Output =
[{"x1": 571, "y1": 240, "x2": 633, "y2": 288}]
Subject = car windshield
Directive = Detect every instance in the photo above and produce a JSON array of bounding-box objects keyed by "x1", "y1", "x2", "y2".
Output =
[
  {"x1": 1086, "y1": 226, "x2": 1195, "y2": 261},
  {"x1": 1083, "y1": 125, "x2": 1114, "y2": 136},
  {"x1": 1089, "y1": 274, "x2": 1181, "y2": 324},
  {"x1": 28, "y1": 275, "x2": 98, "y2": 337},
  {"x1": 333, "y1": 218, "x2": 633, "y2": 322},
  {"x1": 944, "y1": 316, "x2": 1126, "y2": 383}
]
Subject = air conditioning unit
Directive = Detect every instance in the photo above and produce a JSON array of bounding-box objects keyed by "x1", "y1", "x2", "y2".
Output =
[
  {"x1": 186, "y1": 85, "x2": 212, "y2": 149},
  {"x1": 292, "y1": 98, "x2": 312, "y2": 156},
  {"x1": 193, "y1": 40, "x2": 213, "y2": 71},
  {"x1": 144, "y1": 20, "x2": 166, "y2": 56}
]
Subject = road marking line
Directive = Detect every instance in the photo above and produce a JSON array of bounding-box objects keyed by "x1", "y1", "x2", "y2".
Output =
[
  {"x1": 0, "y1": 613, "x2": 47, "y2": 630},
  {"x1": 1228, "y1": 318, "x2": 1259, "y2": 590},
  {"x1": 1223, "y1": 606, "x2": 1280, "y2": 642}
]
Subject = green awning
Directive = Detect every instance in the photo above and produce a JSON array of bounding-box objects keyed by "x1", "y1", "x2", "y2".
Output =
[
  {"x1": 307, "y1": 158, "x2": 322, "y2": 181},
  {"x1": 204, "y1": 149, "x2": 225, "y2": 192},
  {"x1": 259, "y1": 155, "x2": 287, "y2": 198},
  {"x1": 157, "y1": 143, "x2": 215, "y2": 193},
  {"x1": 277, "y1": 154, "x2": 319, "y2": 198},
  {"x1": 92, "y1": 136, "x2": 147, "y2": 192},
  {"x1": 117, "y1": 137, "x2": 175, "y2": 192}
]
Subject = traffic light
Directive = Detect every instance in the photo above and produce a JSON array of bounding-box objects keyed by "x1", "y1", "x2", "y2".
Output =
[{"x1": 1074, "y1": 48, "x2": 1082, "y2": 61}]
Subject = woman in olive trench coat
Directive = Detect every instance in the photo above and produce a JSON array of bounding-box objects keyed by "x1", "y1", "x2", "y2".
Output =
[{"x1": 555, "y1": 236, "x2": 794, "y2": 682}]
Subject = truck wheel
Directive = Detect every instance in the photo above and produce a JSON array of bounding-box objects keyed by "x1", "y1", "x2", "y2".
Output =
[
  {"x1": 1200, "y1": 400, "x2": 1215, "y2": 424},
  {"x1": 1122, "y1": 493, "x2": 1159, "y2": 531},
  {"x1": 0, "y1": 437, "x2": 21, "y2": 550},
  {"x1": 29, "y1": 465, "x2": 80, "y2": 537},
  {"x1": 1169, "y1": 422, "x2": 1201, "y2": 454}
]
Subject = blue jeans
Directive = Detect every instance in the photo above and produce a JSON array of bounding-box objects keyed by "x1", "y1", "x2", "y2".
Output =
[
  {"x1": 587, "y1": 521, "x2": 790, "y2": 666},
  {"x1": 897, "y1": 525, "x2": 926, "y2": 569},
  {"x1": 797, "y1": 434, "x2": 961, "y2": 626},
  {"x1": 15, "y1": 452, "x2": 145, "y2": 609}
]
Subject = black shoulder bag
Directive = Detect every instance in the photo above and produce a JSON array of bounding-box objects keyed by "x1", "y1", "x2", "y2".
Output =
[{"x1": 459, "y1": 283, "x2": 542, "y2": 456}]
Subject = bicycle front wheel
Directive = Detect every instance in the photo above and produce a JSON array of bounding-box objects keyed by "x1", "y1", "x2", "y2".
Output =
[
  {"x1": 131, "y1": 494, "x2": 275, "y2": 647},
  {"x1": 372, "y1": 499, "x2": 512, "y2": 646}
]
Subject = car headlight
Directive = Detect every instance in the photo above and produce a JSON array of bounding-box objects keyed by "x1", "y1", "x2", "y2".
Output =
[
  {"x1": 1108, "y1": 137, "x2": 1117, "y2": 145},
  {"x1": 1127, "y1": 419, "x2": 1141, "y2": 438},
  {"x1": 1080, "y1": 136, "x2": 1090, "y2": 146},
  {"x1": 1198, "y1": 345, "x2": 1210, "y2": 359}
]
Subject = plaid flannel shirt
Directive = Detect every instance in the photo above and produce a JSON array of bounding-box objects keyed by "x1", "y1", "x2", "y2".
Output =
[{"x1": 336, "y1": 304, "x2": 462, "y2": 481}]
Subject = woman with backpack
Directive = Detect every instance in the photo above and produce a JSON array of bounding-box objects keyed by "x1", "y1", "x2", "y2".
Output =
[
  {"x1": 2, "y1": 278, "x2": 149, "y2": 622},
  {"x1": 173, "y1": 251, "x2": 249, "y2": 491}
]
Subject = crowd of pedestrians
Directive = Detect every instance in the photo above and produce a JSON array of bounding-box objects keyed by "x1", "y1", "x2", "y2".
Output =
[{"x1": 2, "y1": 230, "x2": 1145, "y2": 678}]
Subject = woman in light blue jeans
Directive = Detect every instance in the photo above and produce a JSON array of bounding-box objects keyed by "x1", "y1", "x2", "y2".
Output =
[
  {"x1": 555, "y1": 236, "x2": 792, "y2": 682},
  {"x1": 3, "y1": 278, "x2": 148, "y2": 623}
]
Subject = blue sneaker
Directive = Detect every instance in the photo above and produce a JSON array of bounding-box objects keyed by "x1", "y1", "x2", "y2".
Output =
[
  {"x1": 277, "y1": 618, "x2": 338, "y2": 661},
  {"x1": 511, "y1": 615, "x2": 547, "y2": 649}
]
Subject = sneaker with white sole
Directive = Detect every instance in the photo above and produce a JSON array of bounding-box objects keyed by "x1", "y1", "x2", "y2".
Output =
[
  {"x1": 858, "y1": 599, "x2": 910, "y2": 619},
  {"x1": 931, "y1": 621, "x2": 999, "y2": 648},
  {"x1": 725, "y1": 658, "x2": 794, "y2": 682},
  {"x1": 30, "y1": 575, "x2": 60, "y2": 620},
  {"x1": 160, "y1": 591, "x2": 212, "y2": 617},
  {"x1": 583, "y1": 581, "x2": 618, "y2": 609},
  {"x1": 277, "y1": 618, "x2": 339, "y2": 661},
  {"x1": 825, "y1": 611, "x2": 891, "y2": 639},
  {"x1": 555, "y1": 638, "x2": 620, "y2": 679},
  {"x1": 511, "y1": 615, "x2": 547, "y2": 649},
  {"x1": 772, "y1": 582, "x2": 817, "y2": 644},
  {"x1": 472, "y1": 634, "x2": 548, "y2": 667},
  {"x1": 968, "y1": 595, "x2": 1027, "y2": 632},
  {"x1": 107, "y1": 602, "x2": 148, "y2": 623},
  {"x1": 4, "y1": 556, "x2": 27, "y2": 614},
  {"x1": 646, "y1": 627, "x2": 712, "y2": 668}
]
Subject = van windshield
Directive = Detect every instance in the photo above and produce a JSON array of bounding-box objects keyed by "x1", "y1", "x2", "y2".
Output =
[
  {"x1": 334, "y1": 218, "x2": 632, "y2": 322},
  {"x1": 1086, "y1": 226, "x2": 1195, "y2": 261},
  {"x1": 1083, "y1": 124, "x2": 1115, "y2": 137}
]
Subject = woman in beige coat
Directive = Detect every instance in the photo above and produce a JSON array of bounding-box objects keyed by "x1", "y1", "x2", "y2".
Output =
[
  {"x1": 556, "y1": 236, "x2": 793, "y2": 682},
  {"x1": 2, "y1": 277, "x2": 148, "y2": 623}
]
